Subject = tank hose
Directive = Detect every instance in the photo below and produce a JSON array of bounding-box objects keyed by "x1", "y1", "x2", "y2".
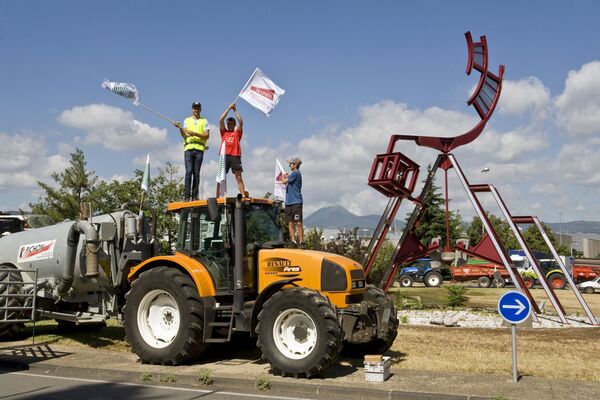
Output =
[{"x1": 55, "y1": 223, "x2": 80, "y2": 298}]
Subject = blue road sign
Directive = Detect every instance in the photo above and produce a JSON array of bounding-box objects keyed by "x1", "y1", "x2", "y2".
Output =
[{"x1": 498, "y1": 291, "x2": 531, "y2": 324}]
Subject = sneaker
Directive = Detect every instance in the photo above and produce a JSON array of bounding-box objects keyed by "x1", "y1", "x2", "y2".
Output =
[
  {"x1": 298, "y1": 242, "x2": 307, "y2": 249},
  {"x1": 180, "y1": 196, "x2": 190, "y2": 202},
  {"x1": 288, "y1": 241, "x2": 298, "y2": 248}
]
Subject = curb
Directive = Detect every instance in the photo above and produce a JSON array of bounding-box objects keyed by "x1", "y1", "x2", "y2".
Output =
[{"x1": 0, "y1": 358, "x2": 489, "y2": 400}]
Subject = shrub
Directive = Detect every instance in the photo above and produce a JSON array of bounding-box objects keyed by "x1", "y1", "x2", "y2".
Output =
[{"x1": 445, "y1": 284, "x2": 469, "y2": 307}]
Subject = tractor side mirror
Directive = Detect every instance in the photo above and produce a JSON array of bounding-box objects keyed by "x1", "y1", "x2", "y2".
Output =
[{"x1": 207, "y1": 198, "x2": 220, "y2": 222}]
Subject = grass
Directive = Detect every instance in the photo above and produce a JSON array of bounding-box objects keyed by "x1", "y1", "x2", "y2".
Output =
[
  {"x1": 390, "y1": 325, "x2": 600, "y2": 382},
  {"x1": 24, "y1": 318, "x2": 129, "y2": 352},
  {"x1": 254, "y1": 375, "x2": 271, "y2": 391},
  {"x1": 391, "y1": 285, "x2": 600, "y2": 314},
  {"x1": 197, "y1": 368, "x2": 214, "y2": 386}
]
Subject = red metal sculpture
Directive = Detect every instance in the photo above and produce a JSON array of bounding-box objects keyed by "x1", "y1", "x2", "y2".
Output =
[{"x1": 364, "y1": 32, "x2": 597, "y2": 325}]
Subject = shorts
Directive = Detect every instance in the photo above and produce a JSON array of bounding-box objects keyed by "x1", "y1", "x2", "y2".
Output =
[
  {"x1": 285, "y1": 203, "x2": 303, "y2": 223},
  {"x1": 225, "y1": 155, "x2": 243, "y2": 173}
]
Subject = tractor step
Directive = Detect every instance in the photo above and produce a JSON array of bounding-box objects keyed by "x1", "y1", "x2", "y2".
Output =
[
  {"x1": 204, "y1": 338, "x2": 230, "y2": 343},
  {"x1": 209, "y1": 321, "x2": 231, "y2": 327}
]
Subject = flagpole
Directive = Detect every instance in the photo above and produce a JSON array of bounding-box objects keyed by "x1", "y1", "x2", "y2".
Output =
[
  {"x1": 139, "y1": 103, "x2": 176, "y2": 124},
  {"x1": 235, "y1": 67, "x2": 259, "y2": 104}
]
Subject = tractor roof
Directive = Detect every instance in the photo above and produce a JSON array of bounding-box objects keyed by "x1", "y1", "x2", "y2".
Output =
[{"x1": 167, "y1": 197, "x2": 274, "y2": 212}]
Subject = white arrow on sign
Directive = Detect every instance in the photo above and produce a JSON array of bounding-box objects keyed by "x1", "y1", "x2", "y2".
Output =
[{"x1": 502, "y1": 299, "x2": 526, "y2": 315}]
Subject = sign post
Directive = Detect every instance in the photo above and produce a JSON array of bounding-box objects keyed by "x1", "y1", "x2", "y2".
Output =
[{"x1": 498, "y1": 291, "x2": 531, "y2": 383}]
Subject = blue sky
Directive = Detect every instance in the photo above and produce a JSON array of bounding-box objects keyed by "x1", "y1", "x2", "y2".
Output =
[{"x1": 2, "y1": 1, "x2": 600, "y2": 224}]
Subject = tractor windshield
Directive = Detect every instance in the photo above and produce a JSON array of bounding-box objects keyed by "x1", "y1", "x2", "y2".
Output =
[{"x1": 245, "y1": 204, "x2": 282, "y2": 245}]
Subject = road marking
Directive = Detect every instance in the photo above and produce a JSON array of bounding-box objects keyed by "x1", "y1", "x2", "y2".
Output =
[{"x1": 7, "y1": 372, "x2": 316, "y2": 400}]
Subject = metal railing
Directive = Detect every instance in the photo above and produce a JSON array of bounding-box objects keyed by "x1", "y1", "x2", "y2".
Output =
[{"x1": 0, "y1": 268, "x2": 38, "y2": 324}]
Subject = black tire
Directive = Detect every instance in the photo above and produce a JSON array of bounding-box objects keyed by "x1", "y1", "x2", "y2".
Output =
[
  {"x1": 493, "y1": 277, "x2": 506, "y2": 288},
  {"x1": 0, "y1": 266, "x2": 25, "y2": 341},
  {"x1": 343, "y1": 285, "x2": 399, "y2": 356},
  {"x1": 123, "y1": 267, "x2": 207, "y2": 365},
  {"x1": 424, "y1": 271, "x2": 443, "y2": 287},
  {"x1": 547, "y1": 273, "x2": 566, "y2": 290},
  {"x1": 256, "y1": 287, "x2": 341, "y2": 378},
  {"x1": 477, "y1": 276, "x2": 492, "y2": 288},
  {"x1": 584, "y1": 287, "x2": 595, "y2": 294},
  {"x1": 399, "y1": 275, "x2": 414, "y2": 287}
]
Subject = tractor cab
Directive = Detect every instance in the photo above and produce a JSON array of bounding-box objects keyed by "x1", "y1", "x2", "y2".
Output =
[{"x1": 169, "y1": 196, "x2": 284, "y2": 294}]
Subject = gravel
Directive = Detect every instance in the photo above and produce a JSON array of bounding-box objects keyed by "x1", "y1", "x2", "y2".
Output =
[{"x1": 397, "y1": 309, "x2": 597, "y2": 328}]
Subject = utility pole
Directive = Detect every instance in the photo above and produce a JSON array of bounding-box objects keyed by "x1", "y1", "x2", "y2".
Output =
[{"x1": 559, "y1": 211, "x2": 563, "y2": 246}]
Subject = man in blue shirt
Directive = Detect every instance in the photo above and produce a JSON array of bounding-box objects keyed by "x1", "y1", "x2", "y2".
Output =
[{"x1": 282, "y1": 157, "x2": 304, "y2": 248}]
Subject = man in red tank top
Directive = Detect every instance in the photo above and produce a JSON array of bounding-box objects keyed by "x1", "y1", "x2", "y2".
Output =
[{"x1": 217, "y1": 103, "x2": 247, "y2": 196}]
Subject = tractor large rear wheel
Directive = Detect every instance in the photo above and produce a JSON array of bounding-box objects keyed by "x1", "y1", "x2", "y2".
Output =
[
  {"x1": 123, "y1": 267, "x2": 207, "y2": 365},
  {"x1": 547, "y1": 273, "x2": 566, "y2": 290},
  {"x1": 256, "y1": 287, "x2": 341, "y2": 377},
  {"x1": 0, "y1": 266, "x2": 24, "y2": 341}
]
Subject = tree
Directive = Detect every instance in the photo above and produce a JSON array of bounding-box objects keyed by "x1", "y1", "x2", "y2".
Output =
[
  {"x1": 30, "y1": 148, "x2": 97, "y2": 221},
  {"x1": 325, "y1": 227, "x2": 366, "y2": 263},
  {"x1": 409, "y1": 167, "x2": 463, "y2": 247},
  {"x1": 522, "y1": 222, "x2": 569, "y2": 255},
  {"x1": 304, "y1": 227, "x2": 325, "y2": 251},
  {"x1": 466, "y1": 214, "x2": 518, "y2": 249},
  {"x1": 366, "y1": 240, "x2": 396, "y2": 285}
]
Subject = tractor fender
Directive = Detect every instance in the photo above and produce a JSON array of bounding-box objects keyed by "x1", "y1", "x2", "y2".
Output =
[
  {"x1": 249, "y1": 278, "x2": 302, "y2": 336},
  {"x1": 127, "y1": 254, "x2": 216, "y2": 297}
]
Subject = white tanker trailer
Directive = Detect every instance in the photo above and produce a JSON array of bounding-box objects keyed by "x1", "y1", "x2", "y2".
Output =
[{"x1": 0, "y1": 208, "x2": 156, "y2": 339}]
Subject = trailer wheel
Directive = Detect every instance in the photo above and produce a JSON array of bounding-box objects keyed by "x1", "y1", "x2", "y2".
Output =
[
  {"x1": 424, "y1": 271, "x2": 443, "y2": 287},
  {"x1": 477, "y1": 276, "x2": 492, "y2": 288},
  {"x1": 521, "y1": 276, "x2": 535, "y2": 289},
  {"x1": 256, "y1": 287, "x2": 341, "y2": 377},
  {"x1": 123, "y1": 267, "x2": 207, "y2": 365},
  {"x1": 584, "y1": 287, "x2": 595, "y2": 294},
  {"x1": 547, "y1": 273, "x2": 566, "y2": 290},
  {"x1": 399, "y1": 275, "x2": 414, "y2": 287},
  {"x1": 0, "y1": 266, "x2": 25, "y2": 341},
  {"x1": 492, "y1": 277, "x2": 506, "y2": 288}
]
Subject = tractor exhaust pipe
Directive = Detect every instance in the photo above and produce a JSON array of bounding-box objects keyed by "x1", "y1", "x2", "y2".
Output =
[
  {"x1": 233, "y1": 194, "x2": 245, "y2": 316},
  {"x1": 55, "y1": 220, "x2": 100, "y2": 298}
]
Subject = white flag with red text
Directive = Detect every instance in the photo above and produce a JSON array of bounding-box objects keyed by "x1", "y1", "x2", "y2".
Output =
[
  {"x1": 274, "y1": 158, "x2": 286, "y2": 201},
  {"x1": 238, "y1": 68, "x2": 285, "y2": 116}
]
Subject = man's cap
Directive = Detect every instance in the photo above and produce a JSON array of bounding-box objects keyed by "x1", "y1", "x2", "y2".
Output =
[
  {"x1": 192, "y1": 101, "x2": 201, "y2": 108},
  {"x1": 287, "y1": 157, "x2": 302, "y2": 166}
]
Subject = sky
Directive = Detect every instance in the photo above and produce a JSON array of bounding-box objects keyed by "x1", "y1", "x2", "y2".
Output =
[{"x1": 2, "y1": 0, "x2": 600, "y2": 224}]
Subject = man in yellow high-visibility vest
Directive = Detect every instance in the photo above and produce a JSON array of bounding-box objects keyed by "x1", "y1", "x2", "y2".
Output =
[{"x1": 174, "y1": 101, "x2": 209, "y2": 201}]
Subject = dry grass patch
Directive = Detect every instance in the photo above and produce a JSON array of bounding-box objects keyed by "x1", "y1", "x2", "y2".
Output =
[{"x1": 391, "y1": 326, "x2": 600, "y2": 381}]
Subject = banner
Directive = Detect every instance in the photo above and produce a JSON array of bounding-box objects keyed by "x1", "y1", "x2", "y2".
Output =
[
  {"x1": 101, "y1": 79, "x2": 140, "y2": 105},
  {"x1": 274, "y1": 158, "x2": 286, "y2": 201},
  {"x1": 238, "y1": 68, "x2": 285, "y2": 116},
  {"x1": 141, "y1": 154, "x2": 150, "y2": 193},
  {"x1": 216, "y1": 142, "x2": 227, "y2": 197}
]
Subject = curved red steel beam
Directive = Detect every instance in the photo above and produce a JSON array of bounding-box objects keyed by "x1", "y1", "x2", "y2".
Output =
[{"x1": 388, "y1": 32, "x2": 504, "y2": 154}]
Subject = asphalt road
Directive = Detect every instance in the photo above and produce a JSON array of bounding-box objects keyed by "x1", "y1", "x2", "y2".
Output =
[{"x1": 0, "y1": 371, "x2": 318, "y2": 400}]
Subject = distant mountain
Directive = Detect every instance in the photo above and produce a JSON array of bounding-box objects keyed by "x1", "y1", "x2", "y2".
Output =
[
  {"x1": 304, "y1": 207, "x2": 600, "y2": 235},
  {"x1": 547, "y1": 221, "x2": 600, "y2": 235},
  {"x1": 304, "y1": 205, "x2": 404, "y2": 229}
]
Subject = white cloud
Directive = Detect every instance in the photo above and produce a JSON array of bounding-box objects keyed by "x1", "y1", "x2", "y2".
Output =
[
  {"x1": 498, "y1": 77, "x2": 550, "y2": 117},
  {"x1": 555, "y1": 61, "x2": 600, "y2": 136},
  {"x1": 58, "y1": 104, "x2": 168, "y2": 151},
  {"x1": 464, "y1": 127, "x2": 548, "y2": 162},
  {"x1": 0, "y1": 132, "x2": 69, "y2": 190}
]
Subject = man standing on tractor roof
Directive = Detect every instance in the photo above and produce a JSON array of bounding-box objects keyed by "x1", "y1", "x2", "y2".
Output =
[
  {"x1": 174, "y1": 101, "x2": 209, "y2": 201},
  {"x1": 282, "y1": 157, "x2": 304, "y2": 248},
  {"x1": 217, "y1": 102, "x2": 247, "y2": 196}
]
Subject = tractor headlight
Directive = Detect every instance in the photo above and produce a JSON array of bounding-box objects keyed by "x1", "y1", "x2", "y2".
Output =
[{"x1": 351, "y1": 280, "x2": 366, "y2": 289}]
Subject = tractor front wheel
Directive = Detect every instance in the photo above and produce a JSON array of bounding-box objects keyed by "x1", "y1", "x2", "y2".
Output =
[
  {"x1": 256, "y1": 287, "x2": 341, "y2": 377},
  {"x1": 123, "y1": 267, "x2": 207, "y2": 365},
  {"x1": 399, "y1": 275, "x2": 414, "y2": 287}
]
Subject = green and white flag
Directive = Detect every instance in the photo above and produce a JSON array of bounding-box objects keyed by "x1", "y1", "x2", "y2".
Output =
[
  {"x1": 216, "y1": 142, "x2": 227, "y2": 197},
  {"x1": 141, "y1": 154, "x2": 150, "y2": 193},
  {"x1": 101, "y1": 79, "x2": 140, "y2": 105}
]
